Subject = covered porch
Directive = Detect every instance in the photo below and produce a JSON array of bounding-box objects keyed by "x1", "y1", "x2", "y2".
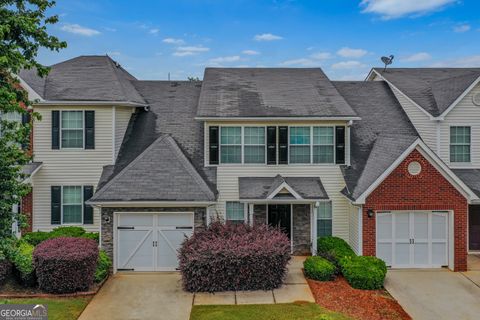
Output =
[{"x1": 238, "y1": 174, "x2": 330, "y2": 255}]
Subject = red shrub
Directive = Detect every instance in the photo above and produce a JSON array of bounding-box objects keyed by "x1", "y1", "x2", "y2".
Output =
[
  {"x1": 179, "y1": 222, "x2": 291, "y2": 292},
  {"x1": 33, "y1": 237, "x2": 98, "y2": 293}
]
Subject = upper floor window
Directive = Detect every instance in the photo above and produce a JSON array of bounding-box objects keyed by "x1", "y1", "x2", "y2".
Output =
[
  {"x1": 450, "y1": 126, "x2": 471, "y2": 163},
  {"x1": 313, "y1": 127, "x2": 334, "y2": 163},
  {"x1": 289, "y1": 127, "x2": 311, "y2": 163},
  {"x1": 226, "y1": 201, "x2": 245, "y2": 224},
  {"x1": 220, "y1": 126, "x2": 266, "y2": 164},
  {"x1": 220, "y1": 127, "x2": 242, "y2": 163},
  {"x1": 244, "y1": 127, "x2": 265, "y2": 163},
  {"x1": 61, "y1": 111, "x2": 84, "y2": 148}
]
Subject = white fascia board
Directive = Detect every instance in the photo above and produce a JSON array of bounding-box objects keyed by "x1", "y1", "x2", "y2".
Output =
[
  {"x1": 369, "y1": 69, "x2": 436, "y2": 120},
  {"x1": 87, "y1": 201, "x2": 216, "y2": 208},
  {"x1": 239, "y1": 199, "x2": 326, "y2": 204},
  {"x1": 267, "y1": 181, "x2": 303, "y2": 200},
  {"x1": 195, "y1": 116, "x2": 361, "y2": 121},
  {"x1": 436, "y1": 75, "x2": 480, "y2": 119},
  {"x1": 35, "y1": 101, "x2": 147, "y2": 107}
]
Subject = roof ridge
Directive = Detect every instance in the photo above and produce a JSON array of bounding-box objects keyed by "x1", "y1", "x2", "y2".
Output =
[{"x1": 106, "y1": 56, "x2": 132, "y2": 103}]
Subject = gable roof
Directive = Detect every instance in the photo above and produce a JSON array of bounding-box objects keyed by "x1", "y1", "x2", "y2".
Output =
[
  {"x1": 197, "y1": 68, "x2": 359, "y2": 119},
  {"x1": 18, "y1": 55, "x2": 147, "y2": 106},
  {"x1": 332, "y1": 81, "x2": 419, "y2": 200},
  {"x1": 452, "y1": 169, "x2": 480, "y2": 198},
  {"x1": 372, "y1": 68, "x2": 480, "y2": 117},
  {"x1": 89, "y1": 134, "x2": 215, "y2": 203}
]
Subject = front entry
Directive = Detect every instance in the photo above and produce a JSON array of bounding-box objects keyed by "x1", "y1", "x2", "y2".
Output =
[
  {"x1": 469, "y1": 205, "x2": 480, "y2": 251},
  {"x1": 268, "y1": 204, "x2": 291, "y2": 239}
]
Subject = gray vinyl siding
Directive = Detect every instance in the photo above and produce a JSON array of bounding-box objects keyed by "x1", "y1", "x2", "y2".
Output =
[
  {"x1": 114, "y1": 106, "x2": 134, "y2": 160},
  {"x1": 348, "y1": 203, "x2": 361, "y2": 255},
  {"x1": 31, "y1": 105, "x2": 115, "y2": 232},
  {"x1": 439, "y1": 83, "x2": 480, "y2": 168}
]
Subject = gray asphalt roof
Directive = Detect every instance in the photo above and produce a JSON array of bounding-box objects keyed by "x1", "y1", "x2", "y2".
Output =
[
  {"x1": 197, "y1": 68, "x2": 358, "y2": 118},
  {"x1": 18, "y1": 56, "x2": 147, "y2": 105},
  {"x1": 239, "y1": 175, "x2": 329, "y2": 200},
  {"x1": 21, "y1": 162, "x2": 43, "y2": 176},
  {"x1": 452, "y1": 169, "x2": 480, "y2": 198},
  {"x1": 90, "y1": 135, "x2": 215, "y2": 202},
  {"x1": 373, "y1": 68, "x2": 480, "y2": 117},
  {"x1": 333, "y1": 81, "x2": 419, "y2": 200},
  {"x1": 94, "y1": 80, "x2": 217, "y2": 202}
]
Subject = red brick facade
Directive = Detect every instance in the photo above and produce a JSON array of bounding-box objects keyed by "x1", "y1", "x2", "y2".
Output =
[
  {"x1": 362, "y1": 149, "x2": 468, "y2": 271},
  {"x1": 21, "y1": 191, "x2": 33, "y2": 233}
]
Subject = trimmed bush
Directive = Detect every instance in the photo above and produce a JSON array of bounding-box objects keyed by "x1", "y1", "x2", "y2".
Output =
[
  {"x1": 11, "y1": 241, "x2": 36, "y2": 286},
  {"x1": 341, "y1": 256, "x2": 387, "y2": 290},
  {"x1": 179, "y1": 222, "x2": 291, "y2": 292},
  {"x1": 49, "y1": 226, "x2": 86, "y2": 238},
  {"x1": 303, "y1": 256, "x2": 335, "y2": 281},
  {"x1": 94, "y1": 250, "x2": 111, "y2": 283},
  {"x1": 22, "y1": 231, "x2": 50, "y2": 246},
  {"x1": 0, "y1": 259, "x2": 11, "y2": 286},
  {"x1": 317, "y1": 236, "x2": 356, "y2": 269},
  {"x1": 34, "y1": 237, "x2": 98, "y2": 293},
  {"x1": 81, "y1": 232, "x2": 100, "y2": 243},
  {"x1": 22, "y1": 227, "x2": 99, "y2": 246}
]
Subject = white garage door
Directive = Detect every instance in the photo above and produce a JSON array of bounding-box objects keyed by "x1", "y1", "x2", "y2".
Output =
[
  {"x1": 116, "y1": 212, "x2": 193, "y2": 271},
  {"x1": 377, "y1": 211, "x2": 448, "y2": 268}
]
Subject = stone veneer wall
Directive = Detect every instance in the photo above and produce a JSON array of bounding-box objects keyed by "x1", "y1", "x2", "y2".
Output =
[{"x1": 101, "y1": 207, "x2": 206, "y2": 263}]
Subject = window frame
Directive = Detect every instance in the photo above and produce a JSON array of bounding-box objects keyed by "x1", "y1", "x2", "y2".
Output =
[
  {"x1": 61, "y1": 185, "x2": 84, "y2": 225},
  {"x1": 316, "y1": 201, "x2": 333, "y2": 238},
  {"x1": 312, "y1": 126, "x2": 335, "y2": 164},
  {"x1": 449, "y1": 125, "x2": 471, "y2": 163},
  {"x1": 225, "y1": 201, "x2": 246, "y2": 224},
  {"x1": 60, "y1": 110, "x2": 85, "y2": 150},
  {"x1": 0, "y1": 111, "x2": 22, "y2": 137},
  {"x1": 220, "y1": 126, "x2": 243, "y2": 164},
  {"x1": 243, "y1": 126, "x2": 267, "y2": 164}
]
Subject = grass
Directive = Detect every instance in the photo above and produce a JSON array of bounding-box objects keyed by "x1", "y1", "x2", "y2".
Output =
[
  {"x1": 0, "y1": 296, "x2": 92, "y2": 320},
  {"x1": 190, "y1": 302, "x2": 353, "y2": 320}
]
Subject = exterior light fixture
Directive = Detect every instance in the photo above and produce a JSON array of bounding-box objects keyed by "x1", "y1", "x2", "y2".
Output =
[{"x1": 367, "y1": 209, "x2": 374, "y2": 218}]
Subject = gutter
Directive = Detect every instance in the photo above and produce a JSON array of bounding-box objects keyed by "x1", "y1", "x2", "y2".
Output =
[{"x1": 87, "y1": 200, "x2": 217, "y2": 208}]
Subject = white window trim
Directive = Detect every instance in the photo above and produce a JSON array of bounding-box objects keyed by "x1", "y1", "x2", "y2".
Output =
[
  {"x1": 288, "y1": 125, "x2": 336, "y2": 165},
  {"x1": 449, "y1": 125, "x2": 471, "y2": 164},
  {"x1": 60, "y1": 110, "x2": 85, "y2": 150},
  {"x1": 244, "y1": 126, "x2": 267, "y2": 164},
  {"x1": 219, "y1": 125, "x2": 267, "y2": 165},
  {"x1": 61, "y1": 185, "x2": 84, "y2": 225},
  {"x1": 316, "y1": 201, "x2": 333, "y2": 238},
  {"x1": 220, "y1": 126, "x2": 243, "y2": 164},
  {"x1": 225, "y1": 201, "x2": 246, "y2": 223}
]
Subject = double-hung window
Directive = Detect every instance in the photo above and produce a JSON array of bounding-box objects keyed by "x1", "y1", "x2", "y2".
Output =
[
  {"x1": 220, "y1": 127, "x2": 242, "y2": 163},
  {"x1": 244, "y1": 127, "x2": 266, "y2": 164},
  {"x1": 0, "y1": 111, "x2": 22, "y2": 137},
  {"x1": 226, "y1": 202, "x2": 245, "y2": 224},
  {"x1": 450, "y1": 126, "x2": 471, "y2": 163},
  {"x1": 317, "y1": 201, "x2": 332, "y2": 237},
  {"x1": 61, "y1": 111, "x2": 84, "y2": 148},
  {"x1": 62, "y1": 186, "x2": 83, "y2": 224},
  {"x1": 289, "y1": 127, "x2": 311, "y2": 163},
  {"x1": 313, "y1": 127, "x2": 334, "y2": 163}
]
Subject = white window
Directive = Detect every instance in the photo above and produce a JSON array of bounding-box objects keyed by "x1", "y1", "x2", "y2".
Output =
[
  {"x1": 317, "y1": 201, "x2": 332, "y2": 237},
  {"x1": 0, "y1": 111, "x2": 22, "y2": 137},
  {"x1": 289, "y1": 127, "x2": 311, "y2": 163},
  {"x1": 62, "y1": 186, "x2": 83, "y2": 224},
  {"x1": 226, "y1": 202, "x2": 245, "y2": 224},
  {"x1": 450, "y1": 126, "x2": 470, "y2": 163},
  {"x1": 244, "y1": 127, "x2": 265, "y2": 164},
  {"x1": 61, "y1": 111, "x2": 83, "y2": 148},
  {"x1": 313, "y1": 127, "x2": 334, "y2": 163},
  {"x1": 220, "y1": 127, "x2": 242, "y2": 163}
]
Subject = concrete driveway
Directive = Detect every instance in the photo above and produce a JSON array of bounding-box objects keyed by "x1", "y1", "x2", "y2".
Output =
[
  {"x1": 79, "y1": 272, "x2": 193, "y2": 320},
  {"x1": 385, "y1": 269, "x2": 480, "y2": 320}
]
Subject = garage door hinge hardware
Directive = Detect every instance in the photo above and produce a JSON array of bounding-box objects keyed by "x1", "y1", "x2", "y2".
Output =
[
  {"x1": 176, "y1": 226, "x2": 193, "y2": 230},
  {"x1": 118, "y1": 226, "x2": 135, "y2": 230},
  {"x1": 117, "y1": 268, "x2": 134, "y2": 271},
  {"x1": 409, "y1": 239, "x2": 415, "y2": 244},
  {"x1": 153, "y1": 241, "x2": 158, "y2": 247}
]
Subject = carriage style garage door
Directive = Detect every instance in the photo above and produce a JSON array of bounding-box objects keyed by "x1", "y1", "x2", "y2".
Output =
[
  {"x1": 376, "y1": 211, "x2": 448, "y2": 268},
  {"x1": 116, "y1": 212, "x2": 193, "y2": 271}
]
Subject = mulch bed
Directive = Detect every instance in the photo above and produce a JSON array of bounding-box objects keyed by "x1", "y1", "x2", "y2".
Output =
[{"x1": 307, "y1": 276, "x2": 411, "y2": 320}]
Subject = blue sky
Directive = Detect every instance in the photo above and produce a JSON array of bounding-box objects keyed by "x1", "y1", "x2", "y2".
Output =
[{"x1": 39, "y1": 0, "x2": 480, "y2": 80}]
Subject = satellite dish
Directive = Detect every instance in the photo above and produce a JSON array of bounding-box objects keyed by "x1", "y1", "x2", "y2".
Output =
[{"x1": 381, "y1": 55, "x2": 394, "y2": 71}]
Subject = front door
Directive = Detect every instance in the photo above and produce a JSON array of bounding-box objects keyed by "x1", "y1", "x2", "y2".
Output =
[
  {"x1": 469, "y1": 205, "x2": 480, "y2": 251},
  {"x1": 268, "y1": 204, "x2": 291, "y2": 239}
]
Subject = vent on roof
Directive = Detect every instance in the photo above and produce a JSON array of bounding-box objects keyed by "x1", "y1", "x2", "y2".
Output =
[
  {"x1": 114, "y1": 61, "x2": 120, "y2": 68},
  {"x1": 473, "y1": 92, "x2": 480, "y2": 106}
]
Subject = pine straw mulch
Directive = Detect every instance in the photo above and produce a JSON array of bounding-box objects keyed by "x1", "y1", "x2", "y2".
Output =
[{"x1": 307, "y1": 276, "x2": 411, "y2": 320}]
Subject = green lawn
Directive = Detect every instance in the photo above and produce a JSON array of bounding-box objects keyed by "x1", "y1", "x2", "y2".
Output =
[
  {"x1": 0, "y1": 297, "x2": 92, "y2": 320},
  {"x1": 190, "y1": 302, "x2": 353, "y2": 320}
]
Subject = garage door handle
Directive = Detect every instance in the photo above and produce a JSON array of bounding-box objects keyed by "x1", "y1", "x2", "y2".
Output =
[
  {"x1": 176, "y1": 226, "x2": 193, "y2": 230},
  {"x1": 118, "y1": 226, "x2": 135, "y2": 230}
]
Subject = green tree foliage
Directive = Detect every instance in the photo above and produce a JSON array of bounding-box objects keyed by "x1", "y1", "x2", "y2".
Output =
[{"x1": 0, "y1": 0, "x2": 66, "y2": 238}]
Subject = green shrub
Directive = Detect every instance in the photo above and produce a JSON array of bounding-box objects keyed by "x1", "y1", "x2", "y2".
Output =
[
  {"x1": 22, "y1": 231, "x2": 50, "y2": 246},
  {"x1": 50, "y1": 226, "x2": 86, "y2": 238},
  {"x1": 94, "y1": 250, "x2": 111, "y2": 283},
  {"x1": 303, "y1": 256, "x2": 335, "y2": 281},
  {"x1": 81, "y1": 232, "x2": 100, "y2": 243},
  {"x1": 341, "y1": 256, "x2": 387, "y2": 290},
  {"x1": 0, "y1": 237, "x2": 17, "y2": 260},
  {"x1": 11, "y1": 241, "x2": 36, "y2": 286},
  {"x1": 317, "y1": 236, "x2": 356, "y2": 269}
]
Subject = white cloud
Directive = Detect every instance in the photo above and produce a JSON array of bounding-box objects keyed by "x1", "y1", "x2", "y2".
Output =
[
  {"x1": 430, "y1": 55, "x2": 480, "y2": 67},
  {"x1": 209, "y1": 56, "x2": 242, "y2": 63},
  {"x1": 310, "y1": 52, "x2": 332, "y2": 60},
  {"x1": 401, "y1": 52, "x2": 432, "y2": 62},
  {"x1": 173, "y1": 46, "x2": 210, "y2": 57},
  {"x1": 360, "y1": 0, "x2": 456, "y2": 19},
  {"x1": 337, "y1": 47, "x2": 368, "y2": 58},
  {"x1": 453, "y1": 24, "x2": 471, "y2": 33},
  {"x1": 60, "y1": 24, "x2": 100, "y2": 36},
  {"x1": 163, "y1": 38, "x2": 185, "y2": 45},
  {"x1": 107, "y1": 51, "x2": 121, "y2": 56},
  {"x1": 242, "y1": 50, "x2": 260, "y2": 55},
  {"x1": 280, "y1": 58, "x2": 319, "y2": 67},
  {"x1": 253, "y1": 33, "x2": 283, "y2": 41},
  {"x1": 149, "y1": 28, "x2": 160, "y2": 35},
  {"x1": 331, "y1": 61, "x2": 366, "y2": 70}
]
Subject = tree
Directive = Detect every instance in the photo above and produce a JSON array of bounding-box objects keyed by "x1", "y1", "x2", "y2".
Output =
[{"x1": 0, "y1": 0, "x2": 66, "y2": 238}]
